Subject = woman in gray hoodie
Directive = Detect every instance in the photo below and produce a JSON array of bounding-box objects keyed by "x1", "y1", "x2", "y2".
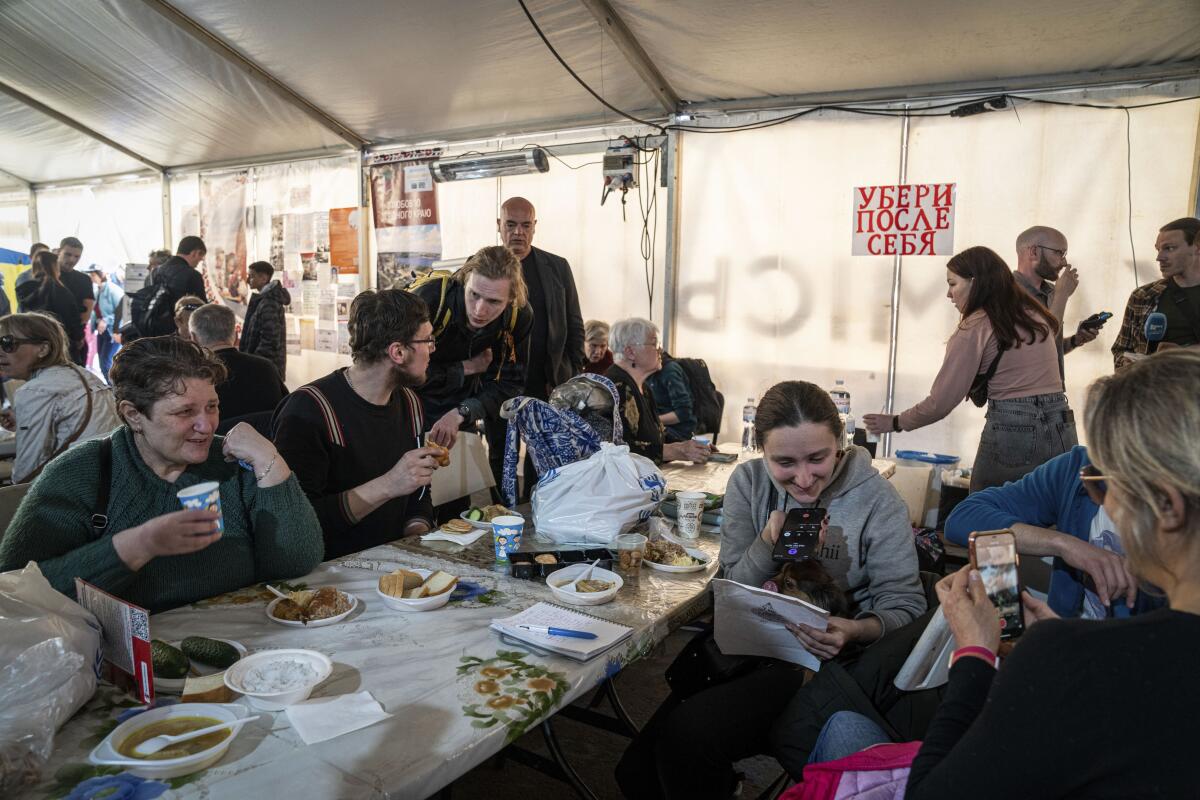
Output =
[{"x1": 616, "y1": 380, "x2": 924, "y2": 799}]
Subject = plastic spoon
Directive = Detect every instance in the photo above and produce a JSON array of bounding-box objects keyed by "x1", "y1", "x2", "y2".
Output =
[
  {"x1": 265, "y1": 585, "x2": 290, "y2": 601},
  {"x1": 132, "y1": 715, "x2": 262, "y2": 757},
  {"x1": 558, "y1": 559, "x2": 602, "y2": 592}
]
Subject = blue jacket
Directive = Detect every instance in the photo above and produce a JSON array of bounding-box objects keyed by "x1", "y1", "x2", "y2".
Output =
[{"x1": 945, "y1": 446, "x2": 1159, "y2": 618}]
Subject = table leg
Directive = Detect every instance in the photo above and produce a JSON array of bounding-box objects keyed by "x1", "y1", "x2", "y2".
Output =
[
  {"x1": 557, "y1": 677, "x2": 640, "y2": 737},
  {"x1": 540, "y1": 717, "x2": 600, "y2": 800}
]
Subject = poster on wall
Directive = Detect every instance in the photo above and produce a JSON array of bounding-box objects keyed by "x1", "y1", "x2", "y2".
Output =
[
  {"x1": 199, "y1": 172, "x2": 250, "y2": 314},
  {"x1": 851, "y1": 183, "x2": 956, "y2": 256},
  {"x1": 270, "y1": 214, "x2": 286, "y2": 272},
  {"x1": 329, "y1": 208, "x2": 360, "y2": 274},
  {"x1": 369, "y1": 149, "x2": 442, "y2": 290}
]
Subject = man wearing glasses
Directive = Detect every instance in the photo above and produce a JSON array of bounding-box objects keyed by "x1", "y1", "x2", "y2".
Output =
[
  {"x1": 272, "y1": 289, "x2": 442, "y2": 559},
  {"x1": 1012, "y1": 226, "x2": 1103, "y2": 379},
  {"x1": 945, "y1": 445, "x2": 1162, "y2": 619}
]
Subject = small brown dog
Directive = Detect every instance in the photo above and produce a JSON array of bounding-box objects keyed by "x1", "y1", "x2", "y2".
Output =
[{"x1": 763, "y1": 559, "x2": 849, "y2": 617}]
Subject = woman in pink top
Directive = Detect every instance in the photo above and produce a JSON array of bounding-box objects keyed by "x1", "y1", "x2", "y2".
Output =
[{"x1": 865, "y1": 247, "x2": 1077, "y2": 491}]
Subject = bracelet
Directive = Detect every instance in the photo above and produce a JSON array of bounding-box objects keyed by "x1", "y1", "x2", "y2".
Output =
[
  {"x1": 950, "y1": 645, "x2": 998, "y2": 669},
  {"x1": 255, "y1": 453, "x2": 278, "y2": 482},
  {"x1": 891, "y1": 415, "x2": 902, "y2": 432}
]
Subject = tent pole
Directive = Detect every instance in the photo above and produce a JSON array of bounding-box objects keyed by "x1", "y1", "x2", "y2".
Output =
[
  {"x1": 576, "y1": 0, "x2": 681, "y2": 113},
  {"x1": 0, "y1": 81, "x2": 163, "y2": 173},
  {"x1": 358, "y1": 148, "x2": 370, "y2": 290},
  {"x1": 161, "y1": 172, "x2": 172, "y2": 251},
  {"x1": 881, "y1": 110, "x2": 911, "y2": 459},
  {"x1": 137, "y1": 0, "x2": 368, "y2": 150},
  {"x1": 28, "y1": 190, "x2": 40, "y2": 245},
  {"x1": 662, "y1": 128, "x2": 682, "y2": 351}
]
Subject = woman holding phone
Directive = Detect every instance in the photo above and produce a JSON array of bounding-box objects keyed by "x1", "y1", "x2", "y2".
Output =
[
  {"x1": 818, "y1": 350, "x2": 1200, "y2": 798},
  {"x1": 615, "y1": 380, "x2": 925, "y2": 799},
  {"x1": 863, "y1": 246, "x2": 1074, "y2": 491}
]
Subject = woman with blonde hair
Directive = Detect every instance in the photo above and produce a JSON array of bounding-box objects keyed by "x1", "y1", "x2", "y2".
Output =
[
  {"x1": 173, "y1": 295, "x2": 205, "y2": 340},
  {"x1": 581, "y1": 319, "x2": 613, "y2": 374},
  {"x1": 0, "y1": 312, "x2": 120, "y2": 482}
]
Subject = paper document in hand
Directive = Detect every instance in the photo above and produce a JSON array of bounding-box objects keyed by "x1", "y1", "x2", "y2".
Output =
[
  {"x1": 711, "y1": 579, "x2": 830, "y2": 672},
  {"x1": 893, "y1": 606, "x2": 955, "y2": 691}
]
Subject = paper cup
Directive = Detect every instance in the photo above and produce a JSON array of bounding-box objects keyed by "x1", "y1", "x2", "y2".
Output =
[
  {"x1": 676, "y1": 491, "x2": 706, "y2": 539},
  {"x1": 177, "y1": 481, "x2": 223, "y2": 534},
  {"x1": 491, "y1": 515, "x2": 524, "y2": 562},
  {"x1": 692, "y1": 435, "x2": 712, "y2": 447}
]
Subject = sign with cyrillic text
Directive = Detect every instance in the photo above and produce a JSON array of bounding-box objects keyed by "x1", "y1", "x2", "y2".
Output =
[{"x1": 852, "y1": 183, "x2": 956, "y2": 256}]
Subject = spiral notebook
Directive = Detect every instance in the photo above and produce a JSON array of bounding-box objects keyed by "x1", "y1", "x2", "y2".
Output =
[{"x1": 490, "y1": 602, "x2": 633, "y2": 661}]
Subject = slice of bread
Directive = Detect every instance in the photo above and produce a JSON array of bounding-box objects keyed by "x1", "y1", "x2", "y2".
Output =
[
  {"x1": 422, "y1": 570, "x2": 458, "y2": 596},
  {"x1": 403, "y1": 585, "x2": 430, "y2": 599},
  {"x1": 181, "y1": 672, "x2": 233, "y2": 703},
  {"x1": 379, "y1": 569, "x2": 425, "y2": 598}
]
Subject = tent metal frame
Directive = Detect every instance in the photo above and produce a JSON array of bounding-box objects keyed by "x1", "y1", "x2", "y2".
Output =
[
  {"x1": 136, "y1": 0, "x2": 370, "y2": 150},
  {"x1": 577, "y1": 0, "x2": 681, "y2": 112}
]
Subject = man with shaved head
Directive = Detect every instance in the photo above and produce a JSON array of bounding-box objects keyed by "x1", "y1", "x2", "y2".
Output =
[
  {"x1": 495, "y1": 197, "x2": 585, "y2": 500},
  {"x1": 497, "y1": 197, "x2": 585, "y2": 398},
  {"x1": 1013, "y1": 226, "x2": 1102, "y2": 378}
]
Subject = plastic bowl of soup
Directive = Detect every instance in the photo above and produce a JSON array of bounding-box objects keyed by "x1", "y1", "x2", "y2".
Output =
[{"x1": 88, "y1": 702, "x2": 252, "y2": 779}]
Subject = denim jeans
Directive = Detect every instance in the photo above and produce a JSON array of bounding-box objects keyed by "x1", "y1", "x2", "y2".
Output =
[
  {"x1": 808, "y1": 711, "x2": 892, "y2": 764},
  {"x1": 971, "y1": 392, "x2": 1077, "y2": 492},
  {"x1": 97, "y1": 331, "x2": 120, "y2": 383}
]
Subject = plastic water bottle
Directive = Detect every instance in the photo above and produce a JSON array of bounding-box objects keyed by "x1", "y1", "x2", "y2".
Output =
[
  {"x1": 829, "y1": 380, "x2": 854, "y2": 449},
  {"x1": 741, "y1": 398, "x2": 757, "y2": 453}
]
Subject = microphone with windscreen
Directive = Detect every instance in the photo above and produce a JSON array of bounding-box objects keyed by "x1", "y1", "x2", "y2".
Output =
[{"x1": 1144, "y1": 312, "x2": 1167, "y2": 354}]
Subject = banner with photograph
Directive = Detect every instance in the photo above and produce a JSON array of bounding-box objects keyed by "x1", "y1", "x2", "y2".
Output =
[
  {"x1": 199, "y1": 171, "x2": 250, "y2": 314},
  {"x1": 369, "y1": 149, "x2": 442, "y2": 289}
]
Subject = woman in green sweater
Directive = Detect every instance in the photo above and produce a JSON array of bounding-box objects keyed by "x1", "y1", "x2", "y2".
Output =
[{"x1": 0, "y1": 336, "x2": 324, "y2": 613}]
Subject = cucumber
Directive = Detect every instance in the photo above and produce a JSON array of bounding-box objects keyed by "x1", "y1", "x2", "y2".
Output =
[
  {"x1": 151, "y1": 639, "x2": 189, "y2": 679},
  {"x1": 181, "y1": 636, "x2": 240, "y2": 669},
  {"x1": 466, "y1": 507, "x2": 483, "y2": 521}
]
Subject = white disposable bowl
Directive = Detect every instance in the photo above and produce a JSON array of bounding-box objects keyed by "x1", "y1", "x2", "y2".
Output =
[
  {"x1": 375, "y1": 568, "x2": 454, "y2": 612},
  {"x1": 547, "y1": 564, "x2": 623, "y2": 605},
  {"x1": 89, "y1": 702, "x2": 250, "y2": 779},
  {"x1": 224, "y1": 648, "x2": 332, "y2": 710}
]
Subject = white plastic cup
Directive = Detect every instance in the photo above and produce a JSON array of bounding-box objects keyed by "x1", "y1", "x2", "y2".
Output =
[
  {"x1": 491, "y1": 515, "x2": 525, "y2": 562},
  {"x1": 692, "y1": 435, "x2": 712, "y2": 447},
  {"x1": 177, "y1": 481, "x2": 224, "y2": 534},
  {"x1": 676, "y1": 490, "x2": 707, "y2": 539}
]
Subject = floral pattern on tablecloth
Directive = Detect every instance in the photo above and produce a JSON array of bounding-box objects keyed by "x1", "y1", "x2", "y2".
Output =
[{"x1": 457, "y1": 651, "x2": 570, "y2": 744}]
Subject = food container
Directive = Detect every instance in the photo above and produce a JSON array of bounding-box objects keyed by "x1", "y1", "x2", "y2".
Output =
[
  {"x1": 615, "y1": 533, "x2": 647, "y2": 574},
  {"x1": 375, "y1": 568, "x2": 454, "y2": 612},
  {"x1": 224, "y1": 649, "x2": 332, "y2": 711},
  {"x1": 88, "y1": 702, "x2": 251, "y2": 779},
  {"x1": 546, "y1": 564, "x2": 623, "y2": 606},
  {"x1": 507, "y1": 549, "x2": 616, "y2": 580}
]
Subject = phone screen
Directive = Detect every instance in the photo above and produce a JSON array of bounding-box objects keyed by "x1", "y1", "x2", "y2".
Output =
[
  {"x1": 972, "y1": 532, "x2": 1024, "y2": 638},
  {"x1": 774, "y1": 508, "x2": 824, "y2": 562}
]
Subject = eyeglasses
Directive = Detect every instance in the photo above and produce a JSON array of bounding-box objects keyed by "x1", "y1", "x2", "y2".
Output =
[
  {"x1": 1035, "y1": 244, "x2": 1067, "y2": 258},
  {"x1": 0, "y1": 336, "x2": 46, "y2": 353},
  {"x1": 406, "y1": 337, "x2": 437, "y2": 350},
  {"x1": 179, "y1": 303, "x2": 203, "y2": 312},
  {"x1": 1079, "y1": 464, "x2": 1109, "y2": 505}
]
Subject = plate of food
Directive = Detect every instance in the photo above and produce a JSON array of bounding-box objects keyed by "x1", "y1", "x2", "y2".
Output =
[
  {"x1": 460, "y1": 503, "x2": 521, "y2": 530},
  {"x1": 643, "y1": 538, "x2": 711, "y2": 573},
  {"x1": 376, "y1": 567, "x2": 459, "y2": 611},
  {"x1": 151, "y1": 637, "x2": 247, "y2": 696},
  {"x1": 266, "y1": 586, "x2": 357, "y2": 627}
]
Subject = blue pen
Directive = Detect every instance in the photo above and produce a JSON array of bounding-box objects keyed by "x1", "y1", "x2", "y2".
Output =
[{"x1": 516, "y1": 624, "x2": 597, "y2": 640}]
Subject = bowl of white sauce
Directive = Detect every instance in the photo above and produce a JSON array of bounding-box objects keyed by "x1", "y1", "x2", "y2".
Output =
[{"x1": 224, "y1": 649, "x2": 333, "y2": 710}]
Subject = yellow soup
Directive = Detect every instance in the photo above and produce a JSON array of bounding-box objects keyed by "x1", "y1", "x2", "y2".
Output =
[{"x1": 118, "y1": 716, "x2": 231, "y2": 760}]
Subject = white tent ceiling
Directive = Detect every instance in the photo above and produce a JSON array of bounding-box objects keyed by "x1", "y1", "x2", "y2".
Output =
[{"x1": 1, "y1": 0, "x2": 1197, "y2": 184}]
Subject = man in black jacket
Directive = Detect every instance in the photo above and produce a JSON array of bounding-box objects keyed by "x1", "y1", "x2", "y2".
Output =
[
  {"x1": 415, "y1": 245, "x2": 532, "y2": 490},
  {"x1": 240, "y1": 260, "x2": 291, "y2": 380},
  {"x1": 153, "y1": 236, "x2": 209, "y2": 301},
  {"x1": 497, "y1": 197, "x2": 586, "y2": 399},
  {"x1": 188, "y1": 303, "x2": 287, "y2": 426}
]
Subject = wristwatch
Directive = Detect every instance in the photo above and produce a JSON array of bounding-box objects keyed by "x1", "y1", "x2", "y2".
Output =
[
  {"x1": 457, "y1": 403, "x2": 472, "y2": 423},
  {"x1": 892, "y1": 415, "x2": 902, "y2": 432}
]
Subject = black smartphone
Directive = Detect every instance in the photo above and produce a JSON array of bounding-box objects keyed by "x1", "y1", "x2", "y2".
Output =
[
  {"x1": 772, "y1": 508, "x2": 825, "y2": 562},
  {"x1": 968, "y1": 529, "x2": 1025, "y2": 639},
  {"x1": 1080, "y1": 311, "x2": 1112, "y2": 330}
]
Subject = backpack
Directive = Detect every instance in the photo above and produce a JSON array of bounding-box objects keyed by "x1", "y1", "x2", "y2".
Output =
[
  {"x1": 129, "y1": 279, "x2": 180, "y2": 337},
  {"x1": 408, "y1": 271, "x2": 518, "y2": 338},
  {"x1": 662, "y1": 352, "x2": 724, "y2": 438}
]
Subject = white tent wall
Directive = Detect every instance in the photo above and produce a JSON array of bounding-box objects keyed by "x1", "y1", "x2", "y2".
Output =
[
  {"x1": 34, "y1": 178, "x2": 165, "y2": 275},
  {"x1": 674, "y1": 82, "x2": 1200, "y2": 463},
  {"x1": 0, "y1": 190, "x2": 33, "y2": 253}
]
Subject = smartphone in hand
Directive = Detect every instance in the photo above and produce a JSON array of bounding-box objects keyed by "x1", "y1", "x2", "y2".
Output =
[
  {"x1": 773, "y1": 508, "x2": 825, "y2": 562},
  {"x1": 1080, "y1": 311, "x2": 1113, "y2": 330},
  {"x1": 968, "y1": 529, "x2": 1025, "y2": 639}
]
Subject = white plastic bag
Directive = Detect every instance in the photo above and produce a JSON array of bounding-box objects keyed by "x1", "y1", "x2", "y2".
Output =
[
  {"x1": 0, "y1": 562, "x2": 102, "y2": 793},
  {"x1": 531, "y1": 443, "x2": 666, "y2": 544}
]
